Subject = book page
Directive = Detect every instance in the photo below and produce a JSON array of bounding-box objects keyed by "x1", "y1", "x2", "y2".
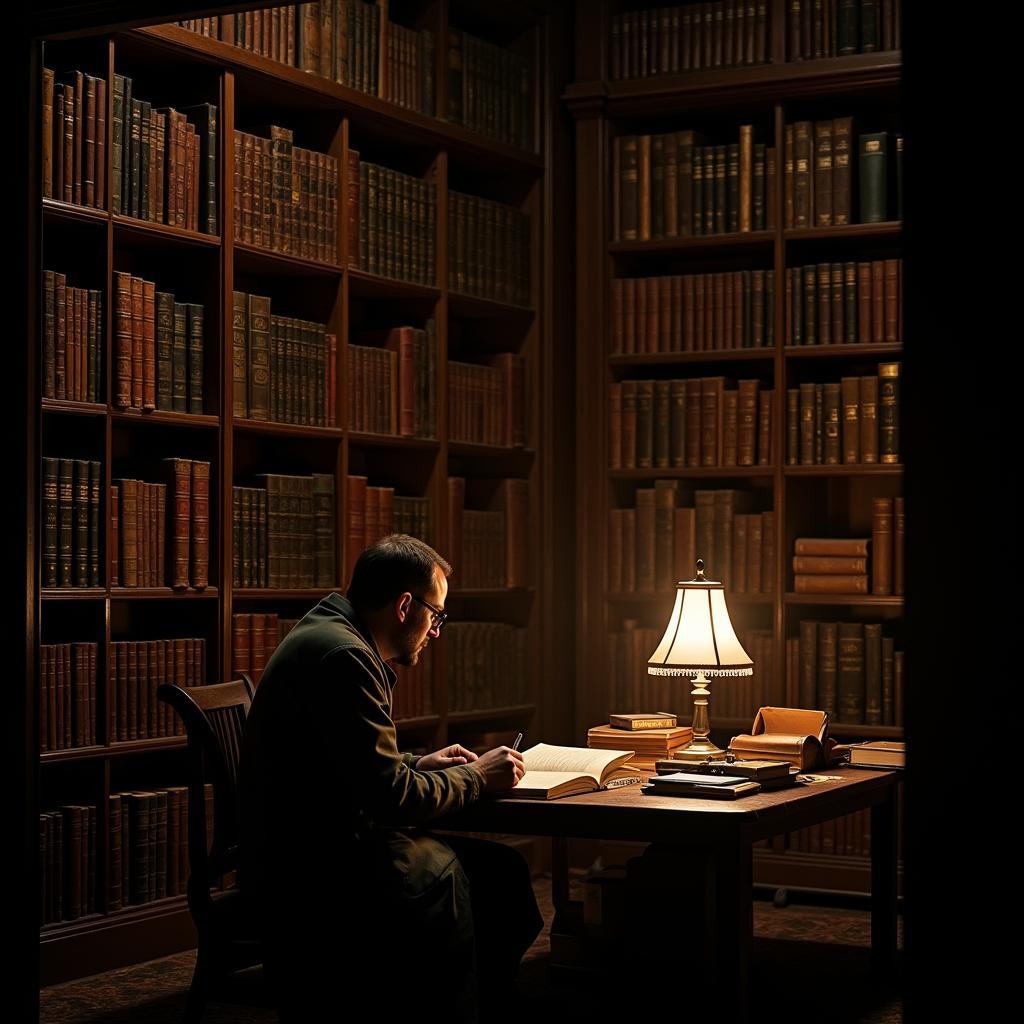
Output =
[
  {"x1": 522, "y1": 743, "x2": 635, "y2": 785},
  {"x1": 515, "y1": 771, "x2": 592, "y2": 794}
]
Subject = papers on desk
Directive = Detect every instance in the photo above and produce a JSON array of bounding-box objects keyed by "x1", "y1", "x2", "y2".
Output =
[{"x1": 641, "y1": 771, "x2": 762, "y2": 799}]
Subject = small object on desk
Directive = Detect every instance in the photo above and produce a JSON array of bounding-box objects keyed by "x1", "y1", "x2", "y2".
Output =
[
  {"x1": 728, "y1": 706, "x2": 834, "y2": 770},
  {"x1": 848, "y1": 740, "x2": 905, "y2": 769},
  {"x1": 608, "y1": 712, "x2": 678, "y2": 730},
  {"x1": 656, "y1": 757, "x2": 794, "y2": 784},
  {"x1": 588, "y1": 723, "x2": 693, "y2": 763},
  {"x1": 642, "y1": 771, "x2": 763, "y2": 799},
  {"x1": 512, "y1": 732, "x2": 523, "y2": 751}
]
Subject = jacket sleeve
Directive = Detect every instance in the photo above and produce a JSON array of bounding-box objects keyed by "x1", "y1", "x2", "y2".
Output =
[{"x1": 313, "y1": 644, "x2": 481, "y2": 825}]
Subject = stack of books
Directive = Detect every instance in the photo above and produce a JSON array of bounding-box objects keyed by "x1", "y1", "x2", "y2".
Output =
[{"x1": 587, "y1": 713, "x2": 693, "y2": 770}]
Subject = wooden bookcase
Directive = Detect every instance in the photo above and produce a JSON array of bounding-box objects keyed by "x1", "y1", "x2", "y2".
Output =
[
  {"x1": 568, "y1": 0, "x2": 903, "y2": 896},
  {"x1": 33, "y1": 0, "x2": 575, "y2": 984}
]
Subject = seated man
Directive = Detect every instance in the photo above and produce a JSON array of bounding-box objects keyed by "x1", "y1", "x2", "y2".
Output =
[{"x1": 239, "y1": 534, "x2": 542, "y2": 1022}]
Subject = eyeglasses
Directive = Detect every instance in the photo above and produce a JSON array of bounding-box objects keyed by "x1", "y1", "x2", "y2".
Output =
[{"x1": 411, "y1": 593, "x2": 448, "y2": 631}]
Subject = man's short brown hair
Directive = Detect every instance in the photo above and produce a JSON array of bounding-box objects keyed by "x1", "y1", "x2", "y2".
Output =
[{"x1": 346, "y1": 534, "x2": 452, "y2": 610}]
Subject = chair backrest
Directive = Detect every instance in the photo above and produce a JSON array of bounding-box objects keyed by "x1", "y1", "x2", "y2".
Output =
[{"x1": 158, "y1": 675, "x2": 254, "y2": 921}]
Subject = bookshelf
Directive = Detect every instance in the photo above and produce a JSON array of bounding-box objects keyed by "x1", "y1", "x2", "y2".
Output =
[
  {"x1": 569, "y1": 0, "x2": 903, "y2": 896},
  {"x1": 33, "y1": 0, "x2": 573, "y2": 984}
]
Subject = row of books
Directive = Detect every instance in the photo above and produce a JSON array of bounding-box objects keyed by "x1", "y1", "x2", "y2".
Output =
[
  {"x1": 790, "y1": 526, "x2": 903, "y2": 596},
  {"x1": 233, "y1": 126, "x2": 340, "y2": 265},
  {"x1": 785, "y1": 363, "x2": 900, "y2": 465},
  {"x1": 445, "y1": 622, "x2": 529, "y2": 712},
  {"x1": 39, "y1": 643, "x2": 98, "y2": 752},
  {"x1": 446, "y1": 29, "x2": 533, "y2": 151},
  {"x1": 353, "y1": 323, "x2": 437, "y2": 437},
  {"x1": 609, "y1": 487, "x2": 775, "y2": 594},
  {"x1": 447, "y1": 478, "x2": 528, "y2": 590},
  {"x1": 610, "y1": 378, "x2": 774, "y2": 470},
  {"x1": 448, "y1": 191, "x2": 531, "y2": 307},
  {"x1": 346, "y1": 477, "x2": 430, "y2": 584},
  {"x1": 42, "y1": 273, "x2": 103, "y2": 404},
  {"x1": 780, "y1": 809, "x2": 878, "y2": 858},
  {"x1": 384, "y1": 19, "x2": 436, "y2": 115},
  {"x1": 108, "y1": 785, "x2": 213, "y2": 909},
  {"x1": 231, "y1": 474, "x2": 336, "y2": 590},
  {"x1": 109, "y1": 638, "x2": 206, "y2": 741},
  {"x1": 355, "y1": 157, "x2": 437, "y2": 284},
  {"x1": 785, "y1": 260, "x2": 901, "y2": 346},
  {"x1": 789, "y1": 619, "x2": 904, "y2": 725},
  {"x1": 612, "y1": 272, "x2": 776, "y2": 354},
  {"x1": 41, "y1": 69, "x2": 106, "y2": 209},
  {"x1": 41, "y1": 459, "x2": 101, "y2": 589},
  {"x1": 111, "y1": 460, "x2": 211, "y2": 590},
  {"x1": 113, "y1": 78, "x2": 216, "y2": 233},
  {"x1": 448, "y1": 354, "x2": 526, "y2": 447},
  {"x1": 298, "y1": 0, "x2": 381, "y2": 96},
  {"x1": 787, "y1": 0, "x2": 902, "y2": 60},
  {"x1": 614, "y1": 127, "x2": 775, "y2": 241},
  {"x1": 231, "y1": 292, "x2": 336, "y2": 426},
  {"x1": 784, "y1": 120, "x2": 902, "y2": 227},
  {"x1": 232, "y1": 613, "x2": 296, "y2": 685},
  {"x1": 609, "y1": 3, "x2": 770, "y2": 80},
  {"x1": 180, "y1": 8, "x2": 296, "y2": 66},
  {"x1": 609, "y1": 622, "x2": 781, "y2": 722},
  {"x1": 115, "y1": 275, "x2": 205, "y2": 413},
  {"x1": 39, "y1": 806, "x2": 97, "y2": 924}
]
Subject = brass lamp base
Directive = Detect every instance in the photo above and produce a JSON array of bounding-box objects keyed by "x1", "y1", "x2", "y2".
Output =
[{"x1": 670, "y1": 738, "x2": 726, "y2": 763}]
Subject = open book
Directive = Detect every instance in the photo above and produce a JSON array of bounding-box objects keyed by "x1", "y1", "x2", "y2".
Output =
[{"x1": 510, "y1": 743, "x2": 642, "y2": 800}]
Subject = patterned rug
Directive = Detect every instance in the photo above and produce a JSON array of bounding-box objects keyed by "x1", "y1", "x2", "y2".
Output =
[{"x1": 41, "y1": 876, "x2": 902, "y2": 1023}]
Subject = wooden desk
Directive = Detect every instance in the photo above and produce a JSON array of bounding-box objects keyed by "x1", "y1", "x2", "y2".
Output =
[{"x1": 437, "y1": 767, "x2": 901, "y2": 1021}]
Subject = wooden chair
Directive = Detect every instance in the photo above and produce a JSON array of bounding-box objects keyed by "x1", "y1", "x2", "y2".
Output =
[{"x1": 158, "y1": 674, "x2": 263, "y2": 1023}]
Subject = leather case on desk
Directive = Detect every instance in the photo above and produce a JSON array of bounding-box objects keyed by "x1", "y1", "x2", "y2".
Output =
[{"x1": 728, "y1": 707, "x2": 833, "y2": 770}]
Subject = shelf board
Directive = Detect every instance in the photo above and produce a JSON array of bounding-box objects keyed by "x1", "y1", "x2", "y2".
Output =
[
  {"x1": 40, "y1": 894, "x2": 189, "y2": 942},
  {"x1": 232, "y1": 241, "x2": 343, "y2": 278},
  {"x1": 609, "y1": 466, "x2": 774, "y2": 479},
  {"x1": 448, "y1": 587, "x2": 535, "y2": 600},
  {"x1": 41, "y1": 399, "x2": 107, "y2": 417},
  {"x1": 135, "y1": 25, "x2": 544, "y2": 173},
  {"x1": 232, "y1": 588, "x2": 335, "y2": 600},
  {"x1": 447, "y1": 441, "x2": 535, "y2": 459},
  {"x1": 111, "y1": 409, "x2": 220, "y2": 429},
  {"x1": 610, "y1": 350, "x2": 774, "y2": 367},
  {"x1": 784, "y1": 593, "x2": 904, "y2": 608},
  {"x1": 349, "y1": 431, "x2": 441, "y2": 451},
  {"x1": 112, "y1": 214, "x2": 220, "y2": 249},
  {"x1": 105, "y1": 737, "x2": 189, "y2": 756},
  {"x1": 609, "y1": 231, "x2": 774, "y2": 255},
  {"x1": 41, "y1": 589, "x2": 106, "y2": 601},
  {"x1": 110, "y1": 587, "x2": 219, "y2": 599},
  {"x1": 348, "y1": 268, "x2": 440, "y2": 300},
  {"x1": 395, "y1": 715, "x2": 442, "y2": 730},
  {"x1": 233, "y1": 418, "x2": 342, "y2": 440},
  {"x1": 42, "y1": 198, "x2": 109, "y2": 226},
  {"x1": 784, "y1": 221, "x2": 902, "y2": 242},
  {"x1": 567, "y1": 51, "x2": 902, "y2": 115},
  {"x1": 783, "y1": 343, "x2": 903, "y2": 359},
  {"x1": 40, "y1": 744, "x2": 108, "y2": 765},
  {"x1": 784, "y1": 464, "x2": 904, "y2": 477},
  {"x1": 448, "y1": 704, "x2": 537, "y2": 725},
  {"x1": 447, "y1": 291, "x2": 536, "y2": 319}
]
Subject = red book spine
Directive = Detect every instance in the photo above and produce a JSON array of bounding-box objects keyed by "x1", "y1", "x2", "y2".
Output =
[{"x1": 190, "y1": 460, "x2": 210, "y2": 588}]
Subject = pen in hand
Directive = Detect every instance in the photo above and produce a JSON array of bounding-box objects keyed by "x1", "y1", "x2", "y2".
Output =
[{"x1": 512, "y1": 732, "x2": 523, "y2": 752}]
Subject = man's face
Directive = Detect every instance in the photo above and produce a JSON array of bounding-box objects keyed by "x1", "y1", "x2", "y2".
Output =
[{"x1": 394, "y1": 564, "x2": 448, "y2": 668}]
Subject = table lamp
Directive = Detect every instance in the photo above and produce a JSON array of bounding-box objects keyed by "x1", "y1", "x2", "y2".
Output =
[{"x1": 647, "y1": 559, "x2": 753, "y2": 761}]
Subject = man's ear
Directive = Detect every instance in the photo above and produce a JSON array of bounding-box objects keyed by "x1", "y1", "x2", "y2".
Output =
[{"x1": 395, "y1": 591, "x2": 413, "y2": 623}]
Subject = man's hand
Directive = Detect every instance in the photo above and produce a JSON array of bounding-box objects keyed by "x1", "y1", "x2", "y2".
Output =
[
  {"x1": 413, "y1": 744, "x2": 480, "y2": 773},
  {"x1": 468, "y1": 746, "x2": 526, "y2": 792}
]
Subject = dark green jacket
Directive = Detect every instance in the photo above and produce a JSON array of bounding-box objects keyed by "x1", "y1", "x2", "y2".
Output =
[{"x1": 239, "y1": 592, "x2": 482, "y2": 914}]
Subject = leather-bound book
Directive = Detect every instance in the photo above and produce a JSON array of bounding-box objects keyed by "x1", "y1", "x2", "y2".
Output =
[
  {"x1": 858, "y1": 132, "x2": 889, "y2": 223},
  {"x1": 609, "y1": 383, "x2": 622, "y2": 470},
  {"x1": 830, "y1": 263, "x2": 843, "y2": 344},
  {"x1": 654, "y1": 480, "x2": 680, "y2": 591},
  {"x1": 859, "y1": 375, "x2": 879, "y2": 462},
  {"x1": 893, "y1": 496, "x2": 904, "y2": 595},
  {"x1": 654, "y1": 379, "x2": 671, "y2": 468},
  {"x1": 793, "y1": 121, "x2": 812, "y2": 227},
  {"x1": 722, "y1": 389, "x2": 739, "y2": 466},
  {"x1": 57, "y1": 460, "x2": 74, "y2": 587},
  {"x1": 803, "y1": 263, "x2": 816, "y2": 345},
  {"x1": 746, "y1": 511, "x2": 763, "y2": 593},
  {"x1": 787, "y1": 388, "x2": 799, "y2": 464},
  {"x1": 187, "y1": 304, "x2": 204, "y2": 413},
  {"x1": 737, "y1": 379, "x2": 759, "y2": 466},
  {"x1": 799, "y1": 619, "x2": 818, "y2": 708},
  {"x1": 864, "y1": 623, "x2": 883, "y2": 725},
  {"x1": 871, "y1": 260, "x2": 884, "y2": 342},
  {"x1": 885, "y1": 258, "x2": 900, "y2": 342},
  {"x1": 674, "y1": 507, "x2": 696, "y2": 584},
  {"x1": 817, "y1": 621, "x2": 838, "y2": 717},
  {"x1": 794, "y1": 555, "x2": 867, "y2": 573},
  {"x1": 799, "y1": 382, "x2": 815, "y2": 464},
  {"x1": 180, "y1": 103, "x2": 218, "y2": 234},
  {"x1": 832, "y1": 116, "x2": 853, "y2": 225},
  {"x1": 872, "y1": 497, "x2": 894, "y2": 595},
  {"x1": 761, "y1": 510, "x2": 775, "y2": 593},
  {"x1": 635, "y1": 488, "x2": 656, "y2": 592},
  {"x1": 700, "y1": 376, "x2": 726, "y2": 466},
  {"x1": 796, "y1": 537, "x2": 869, "y2": 556},
  {"x1": 882, "y1": 636, "x2": 895, "y2": 725},
  {"x1": 694, "y1": 490, "x2": 716, "y2": 580},
  {"x1": 878, "y1": 361, "x2": 900, "y2": 462},
  {"x1": 233, "y1": 614, "x2": 250, "y2": 680},
  {"x1": 813, "y1": 120, "x2": 833, "y2": 226},
  {"x1": 42, "y1": 458, "x2": 59, "y2": 587},
  {"x1": 837, "y1": 622, "x2": 865, "y2": 723},
  {"x1": 713, "y1": 145, "x2": 727, "y2": 234},
  {"x1": 757, "y1": 388, "x2": 773, "y2": 465},
  {"x1": 840, "y1": 376, "x2": 860, "y2": 463},
  {"x1": 820, "y1": 381, "x2": 841, "y2": 463},
  {"x1": 733, "y1": 513, "x2": 749, "y2": 593},
  {"x1": 621, "y1": 380, "x2": 637, "y2": 469},
  {"x1": 817, "y1": 262, "x2": 831, "y2": 344},
  {"x1": 651, "y1": 134, "x2": 665, "y2": 238},
  {"x1": 795, "y1": 574, "x2": 869, "y2": 593}
]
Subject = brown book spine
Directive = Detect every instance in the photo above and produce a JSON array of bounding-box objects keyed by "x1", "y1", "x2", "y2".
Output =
[
  {"x1": 757, "y1": 388, "x2": 772, "y2": 466},
  {"x1": 841, "y1": 376, "x2": 860, "y2": 463},
  {"x1": 859, "y1": 375, "x2": 879, "y2": 463},
  {"x1": 189, "y1": 461, "x2": 209, "y2": 589},
  {"x1": 795, "y1": 537, "x2": 870, "y2": 556},
  {"x1": 794, "y1": 574, "x2": 869, "y2": 594},
  {"x1": 872, "y1": 497, "x2": 894, "y2": 596},
  {"x1": 162, "y1": 459, "x2": 191, "y2": 589},
  {"x1": 793, "y1": 555, "x2": 868, "y2": 573}
]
